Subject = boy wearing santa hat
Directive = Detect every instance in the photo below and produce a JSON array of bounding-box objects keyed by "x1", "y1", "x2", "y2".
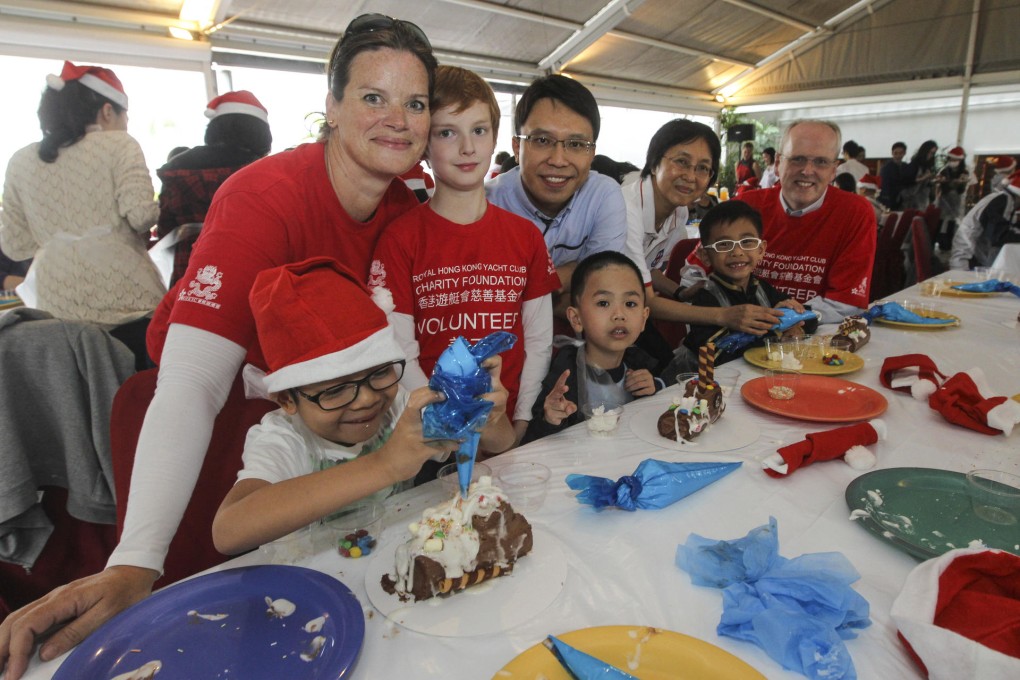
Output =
[{"x1": 211, "y1": 257, "x2": 514, "y2": 556}]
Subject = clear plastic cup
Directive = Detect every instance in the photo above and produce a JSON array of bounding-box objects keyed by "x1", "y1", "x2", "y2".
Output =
[
  {"x1": 438, "y1": 461, "x2": 493, "y2": 495},
  {"x1": 764, "y1": 337, "x2": 785, "y2": 364},
  {"x1": 765, "y1": 368, "x2": 800, "y2": 400},
  {"x1": 581, "y1": 403, "x2": 624, "y2": 438},
  {"x1": 966, "y1": 469, "x2": 1020, "y2": 526},
  {"x1": 496, "y1": 461, "x2": 551, "y2": 513},
  {"x1": 714, "y1": 366, "x2": 741, "y2": 397},
  {"x1": 329, "y1": 498, "x2": 386, "y2": 559}
]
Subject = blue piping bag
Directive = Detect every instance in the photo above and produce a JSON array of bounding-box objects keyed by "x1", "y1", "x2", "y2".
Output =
[
  {"x1": 543, "y1": 635, "x2": 639, "y2": 680},
  {"x1": 421, "y1": 332, "x2": 516, "y2": 496},
  {"x1": 951, "y1": 278, "x2": 1020, "y2": 297},
  {"x1": 862, "y1": 301, "x2": 956, "y2": 325},
  {"x1": 566, "y1": 459, "x2": 741, "y2": 510},
  {"x1": 714, "y1": 307, "x2": 821, "y2": 355}
]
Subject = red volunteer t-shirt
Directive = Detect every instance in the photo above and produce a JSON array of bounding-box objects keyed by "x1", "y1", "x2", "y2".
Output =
[
  {"x1": 738, "y1": 187, "x2": 876, "y2": 308},
  {"x1": 371, "y1": 202, "x2": 560, "y2": 418},
  {"x1": 147, "y1": 142, "x2": 419, "y2": 368}
]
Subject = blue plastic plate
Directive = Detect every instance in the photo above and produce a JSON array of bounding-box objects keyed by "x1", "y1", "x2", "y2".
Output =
[{"x1": 54, "y1": 565, "x2": 364, "y2": 679}]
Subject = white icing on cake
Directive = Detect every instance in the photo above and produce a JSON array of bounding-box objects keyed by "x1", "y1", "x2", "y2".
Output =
[{"x1": 391, "y1": 476, "x2": 509, "y2": 594}]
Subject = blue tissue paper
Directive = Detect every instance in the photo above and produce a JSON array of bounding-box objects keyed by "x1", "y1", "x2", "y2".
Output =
[
  {"x1": 951, "y1": 278, "x2": 1020, "y2": 297},
  {"x1": 714, "y1": 308, "x2": 821, "y2": 355},
  {"x1": 422, "y1": 332, "x2": 516, "y2": 496},
  {"x1": 862, "y1": 302, "x2": 955, "y2": 325},
  {"x1": 676, "y1": 517, "x2": 870, "y2": 680},
  {"x1": 544, "y1": 635, "x2": 639, "y2": 680},
  {"x1": 566, "y1": 459, "x2": 740, "y2": 511}
]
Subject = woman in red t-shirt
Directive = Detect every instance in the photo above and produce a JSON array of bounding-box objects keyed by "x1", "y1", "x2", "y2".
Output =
[{"x1": 0, "y1": 16, "x2": 438, "y2": 678}]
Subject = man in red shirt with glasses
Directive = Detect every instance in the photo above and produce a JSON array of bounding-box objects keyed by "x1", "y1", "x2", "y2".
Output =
[{"x1": 737, "y1": 120, "x2": 877, "y2": 323}]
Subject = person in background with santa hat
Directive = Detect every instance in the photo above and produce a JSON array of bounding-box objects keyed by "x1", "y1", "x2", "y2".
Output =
[
  {"x1": 934, "y1": 146, "x2": 972, "y2": 250},
  {"x1": 857, "y1": 174, "x2": 887, "y2": 227},
  {"x1": 950, "y1": 171, "x2": 1020, "y2": 270},
  {"x1": 212, "y1": 257, "x2": 513, "y2": 556},
  {"x1": 989, "y1": 155, "x2": 1017, "y2": 193},
  {"x1": 154, "y1": 91, "x2": 272, "y2": 286},
  {"x1": 0, "y1": 61, "x2": 164, "y2": 369}
]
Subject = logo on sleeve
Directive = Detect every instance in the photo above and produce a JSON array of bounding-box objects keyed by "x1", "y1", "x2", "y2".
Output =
[
  {"x1": 178, "y1": 264, "x2": 223, "y2": 309},
  {"x1": 851, "y1": 276, "x2": 868, "y2": 298}
]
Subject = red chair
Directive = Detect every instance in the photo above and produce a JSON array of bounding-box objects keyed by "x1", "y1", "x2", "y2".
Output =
[
  {"x1": 110, "y1": 369, "x2": 275, "y2": 588},
  {"x1": 870, "y1": 210, "x2": 916, "y2": 301},
  {"x1": 922, "y1": 205, "x2": 941, "y2": 243},
  {"x1": 654, "y1": 237, "x2": 702, "y2": 349},
  {"x1": 909, "y1": 215, "x2": 942, "y2": 283}
]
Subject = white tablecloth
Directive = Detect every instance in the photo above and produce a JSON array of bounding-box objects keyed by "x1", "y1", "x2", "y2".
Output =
[
  {"x1": 23, "y1": 271, "x2": 1020, "y2": 679},
  {"x1": 991, "y1": 243, "x2": 1020, "y2": 277}
]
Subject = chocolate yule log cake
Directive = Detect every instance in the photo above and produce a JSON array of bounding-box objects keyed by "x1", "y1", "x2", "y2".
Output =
[
  {"x1": 658, "y1": 343, "x2": 725, "y2": 442},
  {"x1": 830, "y1": 316, "x2": 870, "y2": 352},
  {"x1": 381, "y1": 475, "x2": 532, "y2": 602}
]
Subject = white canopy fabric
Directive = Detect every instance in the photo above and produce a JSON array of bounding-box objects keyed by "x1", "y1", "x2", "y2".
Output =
[{"x1": 2, "y1": 0, "x2": 1018, "y2": 114}]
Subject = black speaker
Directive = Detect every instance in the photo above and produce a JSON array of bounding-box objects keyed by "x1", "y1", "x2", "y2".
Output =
[{"x1": 727, "y1": 124, "x2": 754, "y2": 142}]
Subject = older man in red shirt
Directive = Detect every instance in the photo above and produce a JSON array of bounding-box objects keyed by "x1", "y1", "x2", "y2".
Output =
[{"x1": 737, "y1": 120, "x2": 876, "y2": 323}]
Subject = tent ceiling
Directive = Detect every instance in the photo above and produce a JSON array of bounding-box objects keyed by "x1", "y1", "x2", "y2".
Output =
[{"x1": 2, "y1": 0, "x2": 1018, "y2": 114}]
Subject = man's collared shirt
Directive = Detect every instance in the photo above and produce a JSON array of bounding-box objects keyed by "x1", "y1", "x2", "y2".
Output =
[
  {"x1": 779, "y1": 187, "x2": 827, "y2": 217},
  {"x1": 486, "y1": 167, "x2": 627, "y2": 267}
]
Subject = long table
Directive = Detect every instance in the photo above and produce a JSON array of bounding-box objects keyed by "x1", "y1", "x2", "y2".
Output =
[{"x1": 22, "y1": 271, "x2": 1020, "y2": 679}]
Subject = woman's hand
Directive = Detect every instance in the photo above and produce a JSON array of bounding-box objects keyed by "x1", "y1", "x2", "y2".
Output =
[
  {"x1": 625, "y1": 368, "x2": 657, "y2": 397},
  {"x1": 718, "y1": 304, "x2": 783, "y2": 334},
  {"x1": 543, "y1": 369, "x2": 577, "y2": 426},
  {"x1": 0, "y1": 566, "x2": 159, "y2": 680},
  {"x1": 775, "y1": 298, "x2": 805, "y2": 313}
]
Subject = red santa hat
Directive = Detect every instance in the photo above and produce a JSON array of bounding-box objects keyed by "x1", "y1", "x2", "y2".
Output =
[
  {"x1": 891, "y1": 548, "x2": 1020, "y2": 678},
  {"x1": 45, "y1": 61, "x2": 128, "y2": 110},
  {"x1": 928, "y1": 368, "x2": 1020, "y2": 436},
  {"x1": 1007, "y1": 171, "x2": 1020, "y2": 197},
  {"x1": 993, "y1": 156, "x2": 1017, "y2": 173},
  {"x1": 858, "y1": 174, "x2": 881, "y2": 191},
  {"x1": 249, "y1": 257, "x2": 404, "y2": 393},
  {"x1": 205, "y1": 90, "x2": 269, "y2": 123},
  {"x1": 946, "y1": 146, "x2": 965, "y2": 160},
  {"x1": 880, "y1": 354, "x2": 947, "y2": 400}
]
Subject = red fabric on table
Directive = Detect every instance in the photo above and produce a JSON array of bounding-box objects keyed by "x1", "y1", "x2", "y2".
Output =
[
  {"x1": 765, "y1": 422, "x2": 878, "y2": 478},
  {"x1": 927, "y1": 372, "x2": 1007, "y2": 435},
  {"x1": 934, "y1": 551, "x2": 1020, "y2": 659}
]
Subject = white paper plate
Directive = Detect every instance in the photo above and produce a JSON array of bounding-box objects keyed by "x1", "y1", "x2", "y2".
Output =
[
  {"x1": 627, "y1": 399, "x2": 761, "y2": 453},
  {"x1": 365, "y1": 527, "x2": 566, "y2": 637}
]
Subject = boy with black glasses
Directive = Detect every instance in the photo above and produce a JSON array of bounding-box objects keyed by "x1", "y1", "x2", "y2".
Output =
[{"x1": 212, "y1": 257, "x2": 513, "y2": 556}]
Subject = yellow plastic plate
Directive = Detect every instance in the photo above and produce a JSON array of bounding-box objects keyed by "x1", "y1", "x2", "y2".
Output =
[
  {"x1": 495, "y1": 625, "x2": 766, "y2": 679},
  {"x1": 743, "y1": 345, "x2": 864, "y2": 376}
]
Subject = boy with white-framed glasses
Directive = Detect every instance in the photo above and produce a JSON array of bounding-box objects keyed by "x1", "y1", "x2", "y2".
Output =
[
  {"x1": 676, "y1": 201, "x2": 817, "y2": 369},
  {"x1": 212, "y1": 257, "x2": 513, "y2": 557}
]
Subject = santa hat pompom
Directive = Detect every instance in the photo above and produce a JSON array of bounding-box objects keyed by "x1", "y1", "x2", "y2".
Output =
[
  {"x1": 844, "y1": 445, "x2": 876, "y2": 471},
  {"x1": 371, "y1": 284, "x2": 395, "y2": 316},
  {"x1": 911, "y1": 377, "x2": 939, "y2": 400}
]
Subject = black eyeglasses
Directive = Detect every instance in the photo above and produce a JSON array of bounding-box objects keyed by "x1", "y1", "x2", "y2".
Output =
[
  {"x1": 293, "y1": 361, "x2": 405, "y2": 411},
  {"x1": 342, "y1": 13, "x2": 432, "y2": 50}
]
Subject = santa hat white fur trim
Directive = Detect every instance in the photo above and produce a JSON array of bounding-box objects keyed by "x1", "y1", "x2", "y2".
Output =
[
  {"x1": 263, "y1": 326, "x2": 404, "y2": 393},
  {"x1": 205, "y1": 101, "x2": 269, "y2": 123},
  {"x1": 844, "y1": 445, "x2": 876, "y2": 470},
  {"x1": 987, "y1": 398, "x2": 1020, "y2": 436},
  {"x1": 891, "y1": 548, "x2": 1020, "y2": 680}
]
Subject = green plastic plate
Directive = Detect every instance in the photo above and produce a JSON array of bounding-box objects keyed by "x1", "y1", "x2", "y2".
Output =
[{"x1": 845, "y1": 467, "x2": 1020, "y2": 561}]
